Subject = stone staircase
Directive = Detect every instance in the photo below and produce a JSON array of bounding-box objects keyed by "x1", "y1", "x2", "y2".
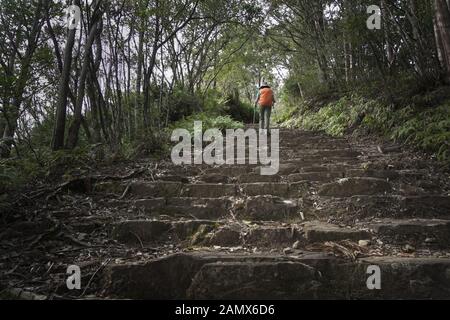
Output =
[{"x1": 90, "y1": 127, "x2": 450, "y2": 299}]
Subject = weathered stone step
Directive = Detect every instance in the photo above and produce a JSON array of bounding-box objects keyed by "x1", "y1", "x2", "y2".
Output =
[
  {"x1": 300, "y1": 165, "x2": 354, "y2": 172},
  {"x1": 111, "y1": 219, "x2": 375, "y2": 249},
  {"x1": 147, "y1": 167, "x2": 417, "y2": 185},
  {"x1": 346, "y1": 169, "x2": 425, "y2": 180},
  {"x1": 191, "y1": 222, "x2": 373, "y2": 248},
  {"x1": 150, "y1": 165, "x2": 259, "y2": 180},
  {"x1": 240, "y1": 182, "x2": 309, "y2": 198},
  {"x1": 311, "y1": 195, "x2": 450, "y2": 220},
  {"x1": 254, "y1": 161, "x2": 358, "y2": 177},
  {"x1": 285, "y1": 158, "x2": 359, "y2": 168},
  {"x1": 365, "y1": 218, "x2": 450, "y2": 247},
  {"x1": 100, "y1": 197, "x2": 230, "y2": 219},
  {"x1": 95, "y1": 181, "x2": 310, "y2": 199},
  {"x1": 281, "y1": 149, "x2": 361, "y2": 158},
  {"x1": 288, "y1": 171, "x2": 345, "y2": 182},
  {"x1": 303, "y1": 222, "x2": 371, "y2": 243},
  {"x1": 236, "y1": 173, "x2": 282, "y2": 183},
  {"x1": 233, "y1": 196, "x2": 303, "y2": 221},
  {"x1": 197, "y1": 172, "x2": 287, "y2": 184},
  {"x1": 287, "y1": 169, "x2": 425, "y2": 183},
  {"x1": 318, "y1": 178, "x2": 392, "y2": 196},
  {"x1": 111, "y1": 220, "x2": 304, "y2": 248},
  {"x1": 280, "y1": 140, "x2": 349, "y2": 147},
  {"x1": 101, "y1": 195, "x2": 305, "y2": 221},
  {"x1": 111, "y1": 219, "x2": 216, "y2": 244},
  {"x1": 101, "y1": 252, "x2": 450, "y2": 299},
  {"x1": 280, "y1": 135, "x2": 347, "y2": 142},
  {"x1": 281, "y1": 142, "x2": 350, "y2": 149}
]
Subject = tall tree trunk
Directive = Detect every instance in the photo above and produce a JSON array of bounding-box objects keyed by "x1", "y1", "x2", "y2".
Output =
[
  {"x1": 0, "y1": 113, "x2": 5, "y2": 138},
  {"x1": 86, "y1": 26, "x2": 103, "y2": 143},
  {"x1": 52, "y1": 0, "x2": 80, "y2": 150},
  {"x1": 344, "y1": 36, "x2": 349, "y2": 83},
  {"x1": 407, "y1": 0, "x2": 428, "y2": 77},
  {"x1": 66, "y1": 15, "x2": 103, "y2": 149},
  {"x1": 134, "y1": 0, "x2": 148, "y2": 137},
  {"x1": 434, "y1": 11, "x2": 446, "y2": 69},
  {"x1": 435, "y1": 0, "x2": 450, "y2": 82},
  {"x1": 143, "y1": 2, "x2": 161, "y2": 128},
  {"x1": 381, "y1": 0, "x2": 394, "y2": 70}
]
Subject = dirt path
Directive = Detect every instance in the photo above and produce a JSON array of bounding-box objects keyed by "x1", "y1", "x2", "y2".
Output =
[{"x1": 1, "y1": 127, "x2": 450, "y2": 299}]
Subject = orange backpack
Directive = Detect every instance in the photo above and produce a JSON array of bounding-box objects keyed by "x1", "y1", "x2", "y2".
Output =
[{"x1": 259, "y1": 87, "x2": 274, "y2": 107}]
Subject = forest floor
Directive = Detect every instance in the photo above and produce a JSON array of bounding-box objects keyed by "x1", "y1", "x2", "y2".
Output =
[{"x1": 1, "y1": 126, "x2": 450, "y2": 299}]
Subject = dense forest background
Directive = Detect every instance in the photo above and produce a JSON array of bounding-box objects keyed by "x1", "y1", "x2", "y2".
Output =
[{"x1": 1, "y1": 0, "x2": 450, "y2": 195}]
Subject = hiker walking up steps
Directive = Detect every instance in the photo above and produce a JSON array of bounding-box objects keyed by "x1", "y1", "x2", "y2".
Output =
[{"x1": 255, "y1": 82, "x2": 276, "y2": 135}]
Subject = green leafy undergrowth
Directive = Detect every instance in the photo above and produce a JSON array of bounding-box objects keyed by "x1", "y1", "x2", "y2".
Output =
[{"x1": 276, "y1": 94, "x2": 450, "y2": 163}]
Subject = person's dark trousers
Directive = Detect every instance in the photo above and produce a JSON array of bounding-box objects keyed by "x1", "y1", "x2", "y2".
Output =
[{"x1": 259, "y1": 106, "x2": 272, "y2": 133}]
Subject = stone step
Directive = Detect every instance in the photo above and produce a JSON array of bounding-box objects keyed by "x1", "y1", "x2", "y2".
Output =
[
  {"x1": 151, "y1": 166, "x2": 254, "y2": 179},
  {"x1": 300, "y1": 165, "x2": 356, "y2": 172},
  {"x1": 156, "y1": 163, "x2": 370, "y2": 181},
  {"x1": 233, "y1": 196, "x2": 304, "y2": 221},
  {"x1": 280, "y1": 135, "x2": 347, "y2": 142},
  {"x1": 240, "y1": 182, "x2": 309, "y2": 198},
  {"x1": 111, "y1": 219, "x2": 375, "y2": 249},
  {"x1": 152, "y1": 168, "x2": 418, "y2": 185},
  {"x1": 281, "y1": 145, "x2": 351, "y2": 152},
  {"x1": 254, "y1": 161, "x2": 358, "y2": 176},
  {"x1": 285, "y1": 158, "x2": 359, "y2": 168},
  {"x1": 111, "y1": 220, "x2": 304, "y2": 248},
  {"x1": 281, "y1": 149, "x2": 361, "y2": 158},
  {"x1": 236, "y1": 173, "x2": 282, "y2": 183},
  {"x1": 287, "y1": 169, "x2": 424, "y2": 183},
  {"x1": 101, "y1": 197, "x2": 230, "y2": 219},
  {"x1": 311, "y1": 195, "x2": 450, "y2": 220},
  {"x1": 137, "y1": 197, "x2": 231, "y2": 219},
  {"x1": 111, "y1": 219, "x2": 216, "y2": 244},
  {"x1": 101, "y1": 195, "x2": 305, "y2": 221},
  {"x1": 281, "y1": 141, "x2": 350, "y2": 149},
  {"x1": 318, "y1": 178, "x2": 392, "y2": 197},
  {"x1": 95, "y1": 181, "x2": 311, "y2": 199},
  {"x1": 303, "y1": 222, "x2": 371, "y2": 243},
  {"x1": 346, "y1": 169, "x2": 425, "y2": 180},
  {"x1": 103, "y1": 192, "x2": 450, "y2": 223},
  {"x1": 181, "y1": 183, "x2": 238, "y2": 198},
  {"x1": 365, "y1": 218, "x2": 450, "y2": 247},
  {"x1": 101, "y1": 252, "x2": 450, "y2": 299},
  {"x1": 288, "y1": 171, "x2": 345, "y2": 182}
]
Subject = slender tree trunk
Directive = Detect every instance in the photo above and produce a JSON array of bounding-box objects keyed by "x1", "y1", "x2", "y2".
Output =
[
  {"x1": 134, "y1": 6, "x2": 146, "y2": 137},
  {"x1": 381, "y1": 0, "x2": 394, "y2": 70},
  {"x1": 87, "y1": 27, "x2": 103, "y2": 143},
  {"x1": 143, "y1": 6, "x2": 161, "y2": 129},
  {"x1": 52, "y1": 0, "x2": 80, "y2": 150},
  {"x1": 0, "y1": 113, "x2": 5, "y2": 137},
  {"x1": 434, "y1": 12, "x2": 446, "y2": 69},
  {"x1": 66, "y1": 17, "x2": 103, "y2": 149},
  {"x1": 407, "y1": 0, "x2": 428, "y2": 77},
  {"x1": 297, "y1": 83, "x2": 304, "y2": 99},
  {"x1": 435, "y1": 0, "x2": 450, "y2": 82},
  {"x1": 344, "y1": 36, "x2": 349, "y2": 83}
]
